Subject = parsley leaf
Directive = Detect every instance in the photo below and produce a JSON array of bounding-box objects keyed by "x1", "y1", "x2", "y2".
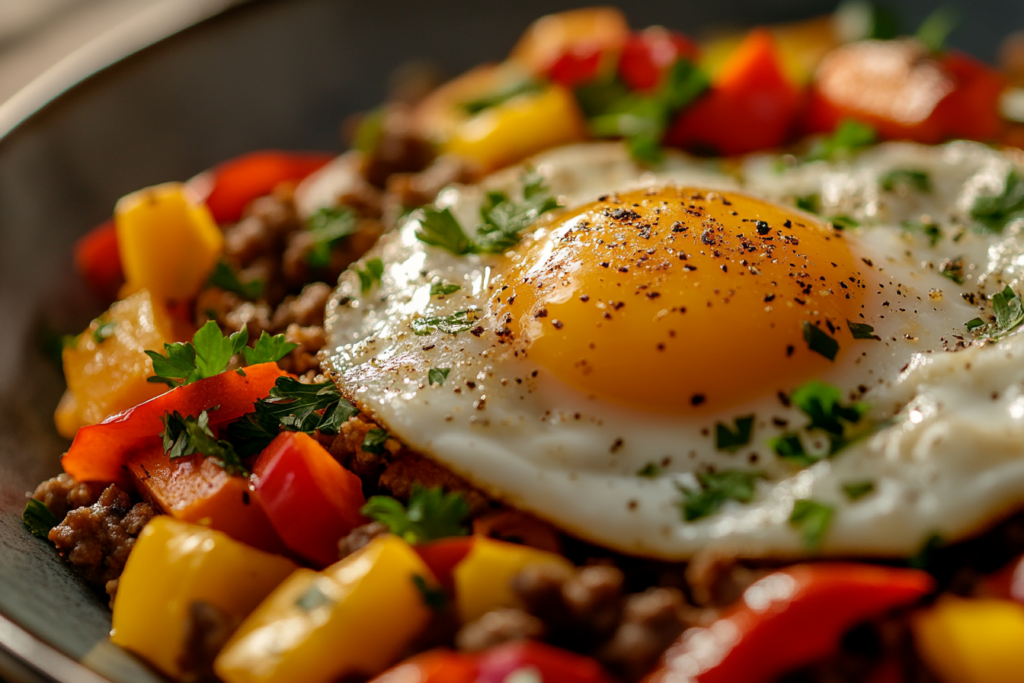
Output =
[
  {"x1": 208, "y1": 260, "x2": 264, "y2": 300},
  {"x1": 92, "y1": 320, "x2": 117, "y2": 344},
  {"x1": 909, "y1": 533, "x2": 944, "y2": 570},
  {"x1": 768, "y1": 433, "x2": 817, "y2": 467},
  {"x1": 828, "y1": 215, "x2": 860, "y2": 230},
  {"x1": 680, "y1": 470, "x2": 764, "y2": 522},
  {"x1": 412, "y1": 309, "x2": 482, "y2": 336},
  {"x1": 881, "y1": 169, "x2": 932, "y2": 194},
  {"x1": 971, "y1": 170, "x2": 1024, "y2": 233},
  {"x1": 789, "y1": 499, "x2": 834, "y2": 549},
  {"x1": 848, "y1": 320, "x2": 880, "y2": 340},
  {"x1": 307, "y1": 207, "x2": 359, "y2": 267},
  {"x1": 430, "y1": 281, "x2": 461, "y2": 296},
  {"x1": 428, "y1": 367, "x2": 450, "y2": 386},
  {"x1": 795, "y1": 194, "x2": 820, "y2": 214},
  {"x1": 356, "y1": 258, "x2": 385, "y2": 293},
  {"x1": 966, "y1": 317, "x2": 985, "y2": 331},
  {"x1": 807, "y1": 120, "x2": 877, "y2": 162},
  {"x1": 901, "y1": 218, "x2": 942, "y2": 246},
  {"x1": 242, "y1": 331, "x2": 298, "y2": 365},
  {"x1": 916, "y1": 7, "x2": 959, "y2": 53},
  {"x1": 939, "y1": 257, "x2": 965, "y2": 285},
  {"x1": 160, "y1": 409, "x2": 248, "y2": 477},
  {"x1": 636, "y1": 462, "x2": 662, "y2": 478},
  {"x1": 842, "y1": 480, "x2": 876, "y2": 500},
  {"x1": 146, "y1": 321, "x2": 248, "y2": 388},
  {"x1": 416, "y1": 207, "x2": 478, "y2": 255},
  {"x1": 715, "y1": 415, "x2": 755, "y2": 453},
  {"x1": 461, "y1": 79, "x2": 544, "y2": 115},
  {"x1": 991, "y1": 285, "x2": 1024, "y2": 335},
  {"x1": 412, "y1": 574, "x2": 447, "y2": 611},
  {"x1": 771, "y1": 380, "x2": 871, "y2": 466},
  {"x1": 22, "y1": 499, "x2": 58, "y2": 539},
  {"x1": 802, "y1": 321, "x2": 839, "y2": 361},
  {"x1": 362, "y1": 428, "x2": 390, "y2": 455},
  {"x1": 476, "y1": 171, "x2": 562, "y2": 253},
  {"x1": 361, "y1": 485, "x2": 471, "y2": 544}
]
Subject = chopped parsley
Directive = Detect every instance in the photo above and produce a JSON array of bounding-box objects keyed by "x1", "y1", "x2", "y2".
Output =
[
  {"x1": 22, "y1": 499, "x2": 58, "y2": 539},
  {"x1": 295, "y1": 584, "x2": 333, "y2": 611},
  {"x1": 679, "y1": 470, "x2": 764, "y2": 522},
  {"x1": 939, "y1": 257, "x2": 964, "y2": 285},
  {"x1": 307, "y1": 206, "x2": 359, "y2": 267},
  {"x1": 769, "y1": 380, "x2": 871, "y2": 467},
  {"x1": 842, "y1": 480, "x2": 876, "y2": 501},
  {"x1": 225, "y1": 377, "x2": 358, "y2": 455},
  {"x1": 827, "y1": 215, "x2": 860, "y2": 230},
  {"x1": 208, "y1": 260, "x2": 264, "y2": 300},
  {"x1": 789, "y1": 499, "x2": 834, "y2": 549},
  {"x1": 461, "y1": 79, "x2": 544, "y2": 115},
  {"x1": 356, "y1": 258, "x2": 385, "y2": 293},
  {"x1": 916, "y1": 7, "x2": 959, "y2": 53},
  {"x1": 795, "y1": 194, "x2": 820, "y2": 214},
  {"x1": 241, "y1": 331, "x2": 298, "y2": 365},
  {"x1": 909, "y1": 533, "x2": 944, "y2": 570},
  {"x1": 970, "y1": 170, "x2": 1024, "y2": 233},
  {"x1": 807, "y1": 120, "x2": 877, "y2": 162},
  {"x1": 92, "y1": 320, "x2": 117, "y2": 344},
  {"x1": 901, "y1": 218, "x2": 942, "y2": 246},
  {"x1": 636, "y1": 462, "x2": 662, "y2": 478},
  {"x1": 715, "y1": 415, "x2": 755, "y2": 453},
  {"x1": 361, "y1": 485, "x2": 470, "y2": 544},
  {"x1": 427, "y1": 367, "x2": 450, "y2": 386},
  {"x1": 880, "y1": 169, "x2": 931, "y2": 194},
  {"x1": 146, "y1": 321, "x2": 248, "y2": 388},
  {"x1": 430, "y1": 281, "x2": 461, "y2": 296},
  {"x1": 802, "y1": 321, "x2": 840, "y2": 361},
  {"x1": 412, "y1": 574, "x2": 447, "y2": 612},
  {"x1": 847, "y1": 320, "x2": 879, "y2": 340},
  {"x1": 412, "y1": 309, "x2": 482, "y2": 336},
  {"x1": 416, "y1": 207, "x2": 478, "y2": 256},
  {"x1": 160, "y1": 409, "x2": 248, "y2": 477},
  {"x1": 991, "y1": 285, "x2": 1024, "y2": 336},
  {"x1": 361, "y1": 428, "x2": 390, "y2": 455},
  {"x1": 965, "y1": 317, "x2": 985, "y2": 331}
]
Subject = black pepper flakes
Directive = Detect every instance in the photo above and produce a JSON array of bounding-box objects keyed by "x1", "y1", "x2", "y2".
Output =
[
  {"x1": 552, "y1": 320, "x2": 564, "y2": 329},
  {"x1": 690, "y1": 394, "x2": 706, "y2": 406},
  {"x1": 756, "y1": 220, "x2": 770, "y2": 235}
]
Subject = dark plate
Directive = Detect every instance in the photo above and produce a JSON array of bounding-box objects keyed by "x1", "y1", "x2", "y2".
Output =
[{"x1": 0, "y1": 0, "x2": 1021, "y2": 680}]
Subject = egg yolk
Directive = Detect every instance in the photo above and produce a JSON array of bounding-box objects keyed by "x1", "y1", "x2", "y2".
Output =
[{"x1": 495, "y1": 187, "x2": 867, "y2": 413}]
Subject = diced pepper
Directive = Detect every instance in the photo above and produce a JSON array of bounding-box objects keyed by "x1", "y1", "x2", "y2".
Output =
[
  {"x1": 453, "y1": 536, "x2": 574, "y2": 623},
  {"x1": 933, "y1": 51, "x2": 1007, "y2": 142},
  {"x1": 978, "y1": 554, "x2": 1024, "y2": 603},
  {"x1": 665, "y1": 29, "x2": 802, "y2": 156},
  {"x1": 546, "y1": 44, "x2": 607, "y2": 88},
  {"x1": 510, "y1": 7, "x2": 630, "y2": 76},
  {"x1": 644, "y1": 563, "x2": 934, "y2": 683},
  {"x1": 62, "y1": 362, "x2": 286, "y2": 489},
  {"x1": 127, "y1": 441, "x2": 288, "y2": 556},
  {"x1": 111, "y1": 516, "x2": 296, "y2": 680},
  {"x1": 369, "y1": 649, "x2": 477, "y2": 683},
  {"x1": 215, "y1": 535, "x2": 439, "y2": 683},
  {"x1": 619, "y1": 28, "x2": 700, "y2": 92},
  {"x1": 74, "y1": 219, "x2": 124, "y2": 301},
  {"x1": 913, "y1": 597, "x2": 1024, "y2": 683},
  {"x1": 476, "y1": 641, "x2": 614, "y2": 683},
  {"x1": 193, "y1": 151, "x2": 334, "y2": 226},
  {"x1": 55, "y1": 289, "x2": 184, "y2": 440},
  {"x1": 115, "y1": 182, "x2": 223, "y2": 303},
  {"x1": 415, "y1": 537, "x2": 475, "y2": 590},
  {"x1": 250, "y1": 432, "x2": 366, "y2": 567}
]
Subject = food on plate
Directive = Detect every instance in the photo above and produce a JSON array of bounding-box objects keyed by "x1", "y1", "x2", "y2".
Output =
[{"x1": 20, "y1": 5, "x2": 1024, "y2": 683}]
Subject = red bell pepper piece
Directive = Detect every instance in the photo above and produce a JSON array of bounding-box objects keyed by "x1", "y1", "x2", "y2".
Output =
[
  {"x1": 933, "y1": 51, "x2": 1007, "y2": 142},
  {"x1": 665, "y1": 29, "x2": 802, "y2": 156},
  {"x1": 546, "y1": 44, "x2": 606, "y2": 88},
  {"x1": 74, "y1": 219, "x2": 124, "y2": 301},
  {"x1": 369, "y1": 649, "x2": 477, "y2": 683},
  {"x1": 476, "y1": 641, "x2": 614, "y2": 683},
  {"x1": 193, "y1": 151, "x2": 334, "y2": 225},
  {"x1": 414, "y1": 537, "x2": 475, "y2": 590},
  {"x1": 978, "y1": 554, "x2": 1024, "y2": 603},
  {"x1": 62, "y1": 362, "x2": 287, "y2": 489},
  {"x1": 643, "y1": 563, "x2": 934, "y2": 683},
  {"x1": 619, "y1": 28, "x2": 699, "y2": 92},
  {"x1": 250, "y1": 431, "x2": 366, "y2": 567}
]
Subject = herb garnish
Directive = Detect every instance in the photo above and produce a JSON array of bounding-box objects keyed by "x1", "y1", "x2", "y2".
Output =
[
  {"x1": 636, "y1": 462, "x2": 662, "y2": 478},
  {"x1": 847, "y1": 320, "x2": 880, "y2": 340},
  {"x1": 807, "y1": 120, "x2": 877, "y2": 162},
  {"x1": 802, "y1": 321, "x2": 839, "y2": 361},
  {"x1": 361, "y1": 485, "x2": 470, "y2": 544},
  {"x1": 881, "y1": 169, "x2": 931, "y2": 194},
  {"x1": 412, "y1": 309, "x2": 482, "y2": 336},
  {"x1": 970, "y1": 170, "x2": 1024, "y2": 233},
  {"x1": 361, "y1": 428, "x2": 390, "y2": 455},
  {"x1": 909, "y1": 533, "x2": 944, "y2": 570},
  {"x1": 241, "y1": 331, "x2": 298, "y2": 365},
  {"x1": 430, "y1": 282, "x2": 461, "y2": 296},
  {"x1": 461, "y1": 79, "x2": 544, "y2": 115},
  {"x1": 901, "y1": 218, "x2": 942, "y2": 246},
  {"x1": 715, "y1": 415, "x2": 755, "y2": 453},
  {"x1": 842, "y1": 480, "x2": 876, "y2": 501},
  {"x1": 989, "y1": 285, "x2": 1024, "y2": 337},
  {"x1": 965, "y1": 317, "x2": 985, "y2": 332},
  {"x1": 428, "y1": 368, "x2": 451, "y2": 386},
  {"x1": 916, "y1": 7, "x2": 959, "y2": 53},
  {"x1": 795, "y1": 195, "x2": 820, "y2": 214},
  {"x1": 160, "y1": 409, "x2": 248, "y2": 477},
  {"x1": 789, "y1": 499, "x2": 834, "y2": 549},
  {"x1": 939, "y1": 257, "x2": 964, "y2": 285},
  {"x1": 208, "y1": 260, "x2": 264, "y2": 300},
  {"x1": 92, "y1": 320, "x2": 117, "y2": 344},
  {"x1": 679, "y1": 470, "x2": 764, "y2": 522},
  {"x1": 307, "y1": 206, "x2": 359, "y2": 267},
  {"x1": 412, "y1": 574, "x2": 447, "y2": 611},
  {"x1": 416, "y1": 208, "x2": 478, "y2": 256},
  {"x1": 22, "y1": 499, "x2": 58, "y2": 539},
  {"x1": 827, "y1": 215, "x2": 860, "y2": 230},
  {"x1": 146, "y1": 321, "x2": 249, "y2": 388},
  {"x1": 769, "y1": 380, "x2": 870, "y2": 466},
  {"x1": 356, "y1": 258, "x2": 385, "y2": 293}
]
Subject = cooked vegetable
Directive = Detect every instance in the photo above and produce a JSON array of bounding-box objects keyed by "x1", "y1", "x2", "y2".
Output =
[
  {"x1": 55, "y1": 289, "x2": 186, "y2": 439},
  {"x1": 110, "y1": 517, "x2": 296, "y2": 680},
  {"x1": 413, "y1": 537, "x2": 475, "y2": 590},
  {"x1": 250, "y1": 431, "x2": 366, "y2": 567},
  {"x1": 73, "y1": 219, "x2": 124, "y2": 301},
  {"x1": 115, "y1": 182, "x2": 224, "y2": 302},
  {"x1": 510, "y1": 7, "x2": 630, "y2": 77},
  {"x1": 618, "y1": 27, "x2": 699, "y2": 92},
  {"x1": 214, "y1": 535, "x2": 439, "y2": 683},
  {"x1": 913, "y1": 596, "x2": 1024, "y2": 683}
]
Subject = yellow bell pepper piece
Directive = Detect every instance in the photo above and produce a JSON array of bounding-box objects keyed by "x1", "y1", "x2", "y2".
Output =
[
  {"x1": 116, "y1": 182, "x2": 223, "y2": 303},
  {"x1": 215, "y1": 534, "x2": 438, "y2": 683},
  {"x1": 54, "y1": 288, "x2": 186, "y2": 438},
  {"x1": 111, "y1": 517, "x2": 296, "y2": 680},
  {"x1": 453, "y1": 537, "x2": 574, "y2": 623},
  {"x1": 912, "y1": 596, "x2": 1024, "y2": 683}
]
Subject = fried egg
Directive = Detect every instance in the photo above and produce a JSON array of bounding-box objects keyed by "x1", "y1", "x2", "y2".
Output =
[{"x1": 313, "y1": 141, "x2": 1024, "y2": 559}]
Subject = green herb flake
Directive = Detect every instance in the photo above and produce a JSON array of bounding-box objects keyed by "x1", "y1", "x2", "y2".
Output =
[
  {"x1": 901, "y1": 218, "x2": 942, "y2": 246},
  {"x1": 146, "y1": 321, "x2": 248, "y2": 388},
  {"x1": 295, "y1": 584, "x2": 333, "y2": 612},
  {"x1": 428, "y1": 367, "x2": 451, "y2": 386},
  {"x1": 802, "y1": 321, "x2": 840, "y2": 361},
  {"x1": 412, "y1": 574, "x2": 447, "y2": 612},
  {"x1": 430, "y1": 282, "x2": 461, "y2": 297},
  {"x1": 356, "y1": 257, "x2": 385, "y2": 293},
  {"x1": 461, "y1": 79, "x2": 544, "y2": 115},
  {"x1": 208, "y1": 260, "x2": 264, "y2": 300},
  {"x1": 991, "y1": 285, "x2": 1024, "y2": 335},
  {"x1": 909, "y1": 533, "x2": 944, "y2": 570},
  {"x1": 847, "y1": 320, "x2": 879, "y2": 340},
  {"x1": 680, "y1": 470, "x2": 764, "y2": 522},
  {"x1": 241, "y1": 331, "x2": 299, "y2": 365},
  {"x1": 807, "y1": 120, "x2": 877, "y2": 162},
  {"x1": 880, "y1": 169, "x2": 932, "y2": 194},
  {"x1": 970, "y1": 170, "x2": 1024, "y2": 233},
  {"x1": 636, "y1": 462, "x2": 662, "y2": 478},
  {"x1": 772, "y1": 380, "x2": 871, "y2": 467},
  {"x1": 842, "y1": 480, "x2": 876, "y2": 501},
  {"x1": 22, "y1": 499, "x2": 58, "y2": 539},
  {"x1": 795, "y1": 194, "x2": 820, "y2": 214},
  {"x1": 92, "y1": 320, "x2": 117, "y2": 344},
  {"x1": 361, "y1": 428, "x2": 390, "y2": 455},
  {"x1": 768, "y1": 433, "x2": 818, "y2": 468},
  {"x1": 412, "y1": 309, "x2": 482, "y2": 336},
  {"x1": 307, "y1": 206, "x2": 359, "y2": 267},
  {"x1": 415, "y1": 207, "x2": 478, "y2": 256},
  {"x1": 939, "y1": 257, "x2": 965, "y2": 285},
  {"x1": 828, "y1": 215, "x2": 860, "y2": 230},
  {"x1": 965, "y1": 317, "x2": 985, "y2": 332},
  {"x1": 715, "y1": 415, "x2": 755, "y2": 453},
  {"x1": 361, "y1": 485, "x2": 470, "y2": 544},
  {"x1": 160, "y1": 409, "x2": 248, "y2": 477},
  {"x1": 916, "y1": 7, "x2": 959, "y2": 53},
  {"x1": 789, "y1": 499, "x2": 834, "y2": 549}
]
